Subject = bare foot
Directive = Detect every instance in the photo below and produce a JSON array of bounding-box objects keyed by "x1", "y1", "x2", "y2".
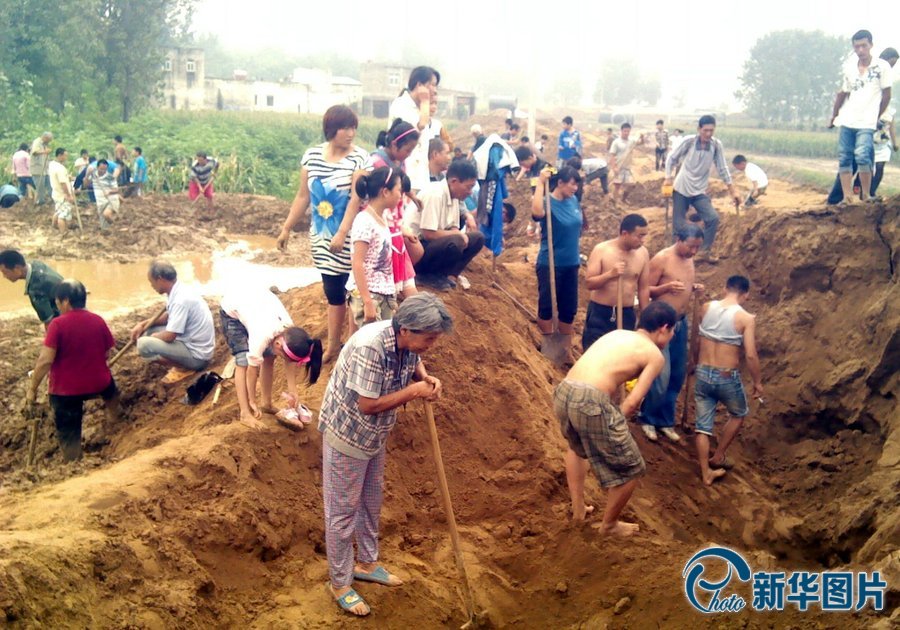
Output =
[
  {"x1": 330, "y1": 584, "x2": 370, "y2": 616},
  {"x1": 703, "y1": 468, "x2": 727, "y2": 486},
  {"x1": 258, "y1": 403, "x2": 278, "y2": 415},
  {"x1": 573, "y1": 504, "x2": 595, "y2": 521},
  {"x1": 239, "y1": 412, "x2": 266, "y2": 431},
  {"x1": 595, "y1": 520, "x2": 640, "y2": 537}
]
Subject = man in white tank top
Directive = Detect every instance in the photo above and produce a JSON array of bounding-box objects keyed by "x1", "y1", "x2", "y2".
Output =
[{"x1": 692, "y1": 275, "x2": 763, "y2": 486}]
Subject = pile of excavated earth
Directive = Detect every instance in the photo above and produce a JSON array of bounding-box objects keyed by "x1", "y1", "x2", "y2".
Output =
[{"x1": 0, "y1": 113, "x2": 896, "y2": 628}]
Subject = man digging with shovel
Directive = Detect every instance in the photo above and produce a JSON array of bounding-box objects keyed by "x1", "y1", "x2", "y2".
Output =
[
  {"x1": 555, "y1": 300, "x2": 676, "y2": 533},
  {"x1": 318, "y1": 293, "x2": 451, "y2": 617}
]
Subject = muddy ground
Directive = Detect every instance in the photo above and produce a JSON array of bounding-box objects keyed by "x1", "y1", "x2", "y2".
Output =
[{"x1": 0, "y1": 115, "x2": 897, "y2": 628}]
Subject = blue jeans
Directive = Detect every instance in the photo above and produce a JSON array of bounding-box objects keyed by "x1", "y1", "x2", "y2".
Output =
[
  {"x1": 640, "y1": 317, "x2": 687, "y2": 428},
  {"x1": 693, "y1": 365, "x2": 749, "y2": 436},
  {"x1": 672, "y1": 191, "x2": 718, "y2": 250},
  {"x1": 838, "y1": 127, "x2": 874, "y2": 174},
  {"x1": 17, "y1": 177, "x2": 35, "y2": 197}
]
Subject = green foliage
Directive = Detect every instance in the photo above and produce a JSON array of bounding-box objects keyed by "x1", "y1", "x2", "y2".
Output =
[
  {"x1": 0, "y1": 0, "x2": 194, "y2": 122},
  {"x1": 716, "y1": 127, "x2": 837, "y2": 158},
  {"x1": 594, "y1": 59, "x2": 660, "y2": 106},
  {"x1": 737, "y1": 30, "x2": 846, "y2": 126},
  {"x1": 1, "y1": 110, "x2": 382, "y2": 200}
]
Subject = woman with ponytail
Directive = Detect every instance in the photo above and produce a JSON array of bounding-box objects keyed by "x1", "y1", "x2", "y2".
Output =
[
  {"x1": 219, "y1": 285, "x2": 323, "y2": 430},
  {"x1": 389, "y1": 66, "x2": 440, "y2": 191},
  {"x1": 347, "y1": 167, "x2": 403, "y2": 331}
]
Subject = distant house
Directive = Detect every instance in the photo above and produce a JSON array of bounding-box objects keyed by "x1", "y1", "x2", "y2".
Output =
[
  {"x1": 161, "y1": 47, "x2": 361, "y2": 114},
  {"x1": 359, "y1": 61, "x2": 475, "y2": 120}
]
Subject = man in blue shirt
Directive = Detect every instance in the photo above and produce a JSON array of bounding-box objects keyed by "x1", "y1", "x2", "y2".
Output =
[
  {"x1": 557, "y1": 116, "x2": 582, "y2": 167},
  {"x1": 132, "y1": 147, "x2": 148, "y2": 196}
]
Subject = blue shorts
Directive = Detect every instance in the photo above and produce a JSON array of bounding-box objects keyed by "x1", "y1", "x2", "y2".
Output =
[{"x1": 694, "y1": 365, "x2": 749, "y2": 436}]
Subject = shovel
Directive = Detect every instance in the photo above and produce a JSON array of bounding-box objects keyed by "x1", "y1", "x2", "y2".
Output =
[
  {"x1": 539, "y1": 181, "x2": 569, "y2": 366},
  {"x1": 662, "y1": 182, "x2": 673, "y2": 242},
  {"x1": 212, "y1": 357, "x2": 236, "y2": 405},
  {"x1": 679, "y1": 292, "x2": 703, "y2": 433},
  {"x1": 108, "y1": 304, "x2": 168, "y2": 368},
  {"x1": 491, "y1": 281, "x2": 537, "y2": 322},
  {"x1": 424, "y1": 401, "x2": 483, "y2": 629}
]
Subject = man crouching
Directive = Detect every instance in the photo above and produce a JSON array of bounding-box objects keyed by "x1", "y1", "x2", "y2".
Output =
[{"x1": 554, "y1": 300, "x2": 676, "y2": 536}]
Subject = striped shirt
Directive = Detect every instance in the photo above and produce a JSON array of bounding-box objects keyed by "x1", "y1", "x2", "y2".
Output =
[
  {"x1": 318, "y1": 320, "x2": 420, "y2": 459},
  {"x1": 302, "y1": 143, "x2": 368, "y2": 276},
  {"x1": 665, "y1": 135, "x2": 732, "y2": 197},
  {"x1": 190, "y1": 158, "x2": 217, "y2": 185}
]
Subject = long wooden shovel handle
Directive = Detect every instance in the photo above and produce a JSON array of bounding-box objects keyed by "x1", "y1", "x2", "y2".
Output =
[
  {"x1": 424, "y1": 401, "x2": 476, "y2": 622},
  {"x1": 680, "y1": 293, "x2": 703, "y2": 428},
  {"x1": 108, "y1": 304, "x2": 167, "y2": 368},
  {"x1": 616, "y1": 276, "x2": 624, "y2": 330},
  {"x1": 544, "y1": 181, "x2": 559, "y2": 329}
]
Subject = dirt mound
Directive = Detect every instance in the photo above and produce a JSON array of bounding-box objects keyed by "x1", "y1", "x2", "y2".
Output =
[
  {"x1": 0, "y1": 190, "x2": 897, "y2": 627},
  {"x1": 1, "y1": 193, "x2": 292, "y2": 262}
]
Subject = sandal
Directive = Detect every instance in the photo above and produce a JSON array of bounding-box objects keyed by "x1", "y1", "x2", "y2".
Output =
[
  {"x1": 353, "y1": 565, "x2": 403, "y2": 586},
  {"x1": 329, "y1": 585, "x2": 370, "y2": 616}
]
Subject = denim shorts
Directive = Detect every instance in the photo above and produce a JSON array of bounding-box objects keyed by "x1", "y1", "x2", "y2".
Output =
[
  {"x1": 220, "y1": 309, "x2": 273, "y2": 367},
  {"x1": 694, "y1": 365, "x2": 749, "y2": 436}
]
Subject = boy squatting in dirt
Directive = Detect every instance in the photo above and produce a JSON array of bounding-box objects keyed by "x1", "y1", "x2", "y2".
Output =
[{"x1": 554, "y1": 300, "x2": 677, "y2": 536}]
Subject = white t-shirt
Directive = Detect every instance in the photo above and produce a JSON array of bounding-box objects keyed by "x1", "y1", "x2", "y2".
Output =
[
  {"x1": 609, "y1": 137, "x2": 637, "y2": 168},
  {"x1": 406, "y1": 179, "x2": 462, "y2": 238},
  {"x1": 220, "y1": 288, "x2": 293, "y2": 368},
  {"x1": 582, "y1": 157, "x2": 608, "y2": 174},
  {"x1": 835, "y1": 57, "x2": 893, "y2": 130},
  {"x1": 389, "y1": 91, "x2": 431, "y2": 191},
  {"x1": 744, "y1": 162, "x2": 768, "y2": 188},
  {"x1": 48, "y1": 161, "x2": 70, "y2": 202}
]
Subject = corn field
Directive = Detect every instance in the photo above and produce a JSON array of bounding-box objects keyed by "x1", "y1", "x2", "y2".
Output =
[
  {"x1": 717, "y1": 128, "x2": 838, "y2": 159},
  {"x1": 1, "y1": 110, "x2": 384, "y2": 200}
]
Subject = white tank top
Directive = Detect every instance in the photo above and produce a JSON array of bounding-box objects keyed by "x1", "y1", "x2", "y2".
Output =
[{"x1": 699, "y1": 300, "x2": 743, "y2": 346}]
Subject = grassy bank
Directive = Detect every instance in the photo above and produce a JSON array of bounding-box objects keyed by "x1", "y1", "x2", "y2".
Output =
[{"x1": 717, "y1": 127, "x2": 838, "y2": 159}]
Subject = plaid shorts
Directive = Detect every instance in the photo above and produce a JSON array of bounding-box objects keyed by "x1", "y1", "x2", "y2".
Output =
[{"x1": 554, "y1": 379, "x2": 646, "y2": 488}]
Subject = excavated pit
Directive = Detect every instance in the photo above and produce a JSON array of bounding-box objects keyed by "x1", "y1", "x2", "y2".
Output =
[{"x1": 0, "y1": 166, "x2": 897, "y2": 626}]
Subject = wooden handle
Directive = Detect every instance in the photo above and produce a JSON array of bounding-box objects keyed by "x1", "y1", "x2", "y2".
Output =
[
  {"x1": 680, "y1": 294, "x2": 704, "y2": 427},
  {"x1": 108, "y1": 304, "x2": 168, "y2": 368},
  {"x1": 423, "y1": 401, "x2": 476, "y2": 620},
  {"x1": 544, "y1": 181, "x2": 558, "y2": 327},
  {"x1": 616, "y1": 276, "x2": 624, "y2": 330}
]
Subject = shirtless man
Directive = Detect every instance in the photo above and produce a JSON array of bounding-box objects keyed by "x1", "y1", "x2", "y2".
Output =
[
  {"x1": 639, "y1": 225, "x2": 705, "y2": 442},
  {"x1": 582, "y1": 213, "x2": 650, "y2": 351},
  {"x1": 693, "y1": 275, "x2": 763, "y2": 485},
  {"x1": 554, "y1": 300, "x2": 676, "y2": 535}
]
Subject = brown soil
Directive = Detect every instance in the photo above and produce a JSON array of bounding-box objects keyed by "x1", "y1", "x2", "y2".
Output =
[{"x1": 0, "y1": 124, "x2": 897, "y2": 628}]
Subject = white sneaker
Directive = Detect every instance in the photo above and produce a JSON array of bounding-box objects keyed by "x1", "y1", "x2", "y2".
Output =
[
  {"x1": 458, "y1": 275, "x2": 471, "y2": 290},
  {"x1": 641, "y1": 425, "x2": 658, "y2": 441},
  {"x1": 660, "y1": 427, "x2": 681, "y2": 442}
]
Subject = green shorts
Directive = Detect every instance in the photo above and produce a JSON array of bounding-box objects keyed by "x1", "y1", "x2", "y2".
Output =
[{"x1": 554, "y1": 379, "x2": 646, "y2": 488}]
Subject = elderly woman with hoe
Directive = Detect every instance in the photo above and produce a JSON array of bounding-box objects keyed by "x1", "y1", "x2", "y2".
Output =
[{"x1": 318, "y1": 293, "x2": 452, "y2": 617}]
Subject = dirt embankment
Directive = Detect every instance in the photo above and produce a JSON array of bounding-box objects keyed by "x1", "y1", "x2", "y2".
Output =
[{"x1": 0, "y1": 183, "x2": 897, "y2": 628}]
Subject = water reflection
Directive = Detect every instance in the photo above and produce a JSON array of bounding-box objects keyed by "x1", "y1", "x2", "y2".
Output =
[{"x1": 0, "y1": 236, "x2": 319, "y2": 321}]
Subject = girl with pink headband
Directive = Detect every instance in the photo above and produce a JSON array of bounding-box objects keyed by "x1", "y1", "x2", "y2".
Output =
[{"x1": 219, "y1": 286, "x2": 322, "y2": 431}]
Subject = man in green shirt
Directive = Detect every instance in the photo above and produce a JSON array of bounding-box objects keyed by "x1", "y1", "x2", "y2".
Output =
[{"x1": 0, "y1": 249, "x2": 63, "y2": 327}]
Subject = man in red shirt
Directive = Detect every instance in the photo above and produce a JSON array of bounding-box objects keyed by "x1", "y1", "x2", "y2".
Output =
[{"x1": 26, "y1": 279, "x2": 120, "y2": 461}]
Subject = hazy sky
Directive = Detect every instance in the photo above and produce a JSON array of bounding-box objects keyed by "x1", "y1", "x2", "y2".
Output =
[{"x1": 193, "y1": 0, "x2": 900, "y2": 110}]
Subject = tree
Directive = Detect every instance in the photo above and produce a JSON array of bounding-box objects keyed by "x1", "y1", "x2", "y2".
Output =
[
  {"x1": 593, "y1": 59, "x2": 660, "y2": 106},
  {"x1": 737, "y1": 30, "x2": 845, "y2": 126},
  {"x1": 547, "y1": 77, "x2": 582, "y2": 107}
]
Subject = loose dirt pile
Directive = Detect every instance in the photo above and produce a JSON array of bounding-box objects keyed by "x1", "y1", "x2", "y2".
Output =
[{"x1": 0, "y1": 134, "x2": 897, "y2": 627}]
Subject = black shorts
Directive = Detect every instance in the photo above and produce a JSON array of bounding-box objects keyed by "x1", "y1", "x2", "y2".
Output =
[
  {"x1": 581, "y1": 301, "x2": 636, "y2": 351},
  {"x1": 536, "y1": 264, "x2": 579, "y2": 324},
  {"x1": 321, "y1": 272, "x2": 349, "y2": 306}
]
